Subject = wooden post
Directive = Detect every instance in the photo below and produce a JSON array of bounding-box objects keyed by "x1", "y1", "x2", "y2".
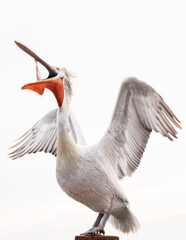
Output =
[{"x1": 75, "y1": 236, "x2": 119, "y2": 240}]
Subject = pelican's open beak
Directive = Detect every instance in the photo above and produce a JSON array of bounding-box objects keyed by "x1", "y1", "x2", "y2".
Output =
[{"x1": 15, "y1": 41, "x2": 64, "y2": 107}]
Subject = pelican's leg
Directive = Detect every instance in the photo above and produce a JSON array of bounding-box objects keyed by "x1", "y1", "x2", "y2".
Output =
[
  {"x1": 81, "y1": 211, "x2": 110, "y2": 235},
  {"x1": 92, "y1": 213, "x2": 104, "y2": 227}
]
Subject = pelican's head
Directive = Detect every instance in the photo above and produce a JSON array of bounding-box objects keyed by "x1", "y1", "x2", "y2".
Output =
[{"x1": 15, "y1": 41, "x2": 73, "y2": 108}]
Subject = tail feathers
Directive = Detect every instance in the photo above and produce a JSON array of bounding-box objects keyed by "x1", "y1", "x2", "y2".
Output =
[{"x1": 109, "y1": 206, "x2": 140, "y2": 234}]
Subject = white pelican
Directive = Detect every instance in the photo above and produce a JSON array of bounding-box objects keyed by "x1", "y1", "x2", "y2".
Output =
[{"x1": 10, "y1": 41, "x2": 181, "y2": 235}]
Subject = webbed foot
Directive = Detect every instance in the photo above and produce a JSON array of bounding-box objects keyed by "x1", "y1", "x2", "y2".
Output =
[
  {"x1": 80, "y1": 211, "x2": 110, "y2": 236},
  {"x1": 80, "y1": 226, "x2": 105, "y2": 235}
]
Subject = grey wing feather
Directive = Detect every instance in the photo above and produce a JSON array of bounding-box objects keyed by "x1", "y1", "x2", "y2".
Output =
[
  {"x1": 98, "y1": 77, "x2": 181, "y2": 178},
  {"x1": 9, "y1": 109, "x2": 86, "y2": 160}
]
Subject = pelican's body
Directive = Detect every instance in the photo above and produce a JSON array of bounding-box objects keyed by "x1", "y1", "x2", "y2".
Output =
[
  {"x1": 10, "y1": 42, "x2": 181, "y2": 235},
  {"x1": 56, "y1": 120, "x2": 125, "y2": 214}
]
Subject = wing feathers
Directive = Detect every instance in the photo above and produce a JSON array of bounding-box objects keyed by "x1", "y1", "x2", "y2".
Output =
[
  {"x1": 99, "y1": 77, "x2": 180, "y2": 178},
  {"x1": 9, "y1": 109, "x2": 86, "y2": 159}
]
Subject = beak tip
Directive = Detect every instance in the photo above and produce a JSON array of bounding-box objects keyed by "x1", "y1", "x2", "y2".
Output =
[{"x1": 14, "y1": 40, "x2": 20, "y2": 47}]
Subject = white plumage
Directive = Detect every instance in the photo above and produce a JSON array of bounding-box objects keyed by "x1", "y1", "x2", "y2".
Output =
[{"x1": 10, "y1": 42, "x2": 181, "y2": 235}]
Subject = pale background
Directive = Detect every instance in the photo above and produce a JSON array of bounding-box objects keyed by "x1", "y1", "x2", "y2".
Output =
[{"x1": 0, "y1": 0, "x2": 186, "y2": 240}]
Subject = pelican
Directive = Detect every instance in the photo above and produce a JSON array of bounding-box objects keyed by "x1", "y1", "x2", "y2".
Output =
[{"x1": 10, "y1": 41, "x2": 181, "y2": 235}]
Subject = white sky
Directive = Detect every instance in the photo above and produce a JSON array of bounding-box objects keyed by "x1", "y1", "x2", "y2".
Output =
[{"x1": 0, "y1": 0, "x2": 186, "y2": 240}]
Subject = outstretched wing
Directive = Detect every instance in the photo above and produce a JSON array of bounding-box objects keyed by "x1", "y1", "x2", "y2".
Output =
[
  {"x1": 98, "y1": 77, "x2": 181, "y2": 178},
  {"x1": 9, "y1": 109, "x2": 86, "y2": 160}
]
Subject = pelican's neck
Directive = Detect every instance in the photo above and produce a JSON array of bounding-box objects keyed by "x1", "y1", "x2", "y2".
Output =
[{"x1": 57, "y1": 106, "x2": 80, "y2": 161}]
